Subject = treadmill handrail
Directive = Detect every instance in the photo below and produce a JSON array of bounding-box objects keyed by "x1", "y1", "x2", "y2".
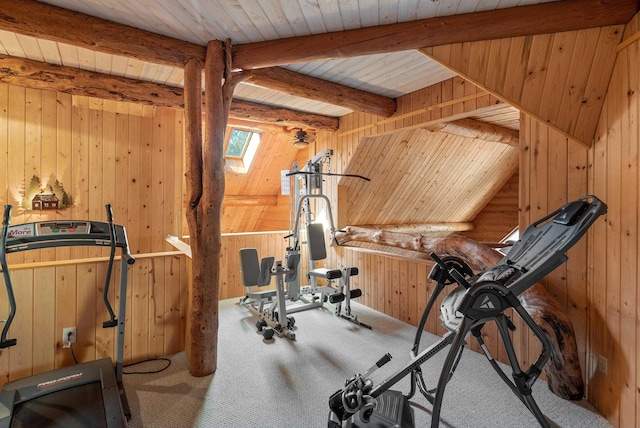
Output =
[{"x1": 0, "y1": 204, "x2": 136, "y2": 349}]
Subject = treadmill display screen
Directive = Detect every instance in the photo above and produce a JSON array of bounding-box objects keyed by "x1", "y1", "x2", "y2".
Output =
[{"x1": 36, "y1": 222, "x2": 91, "y2": 235}]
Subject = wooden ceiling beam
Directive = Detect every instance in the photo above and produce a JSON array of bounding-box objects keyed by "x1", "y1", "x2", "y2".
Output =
[
  {"x1": 223, "y1": 195, "x2": 277, "y2": 206},
  {"x1": 247, "y1": 68, "x2": 396, "y2": 117},
  {"x1": 354, "y1": 223, "x2": 475, "y2": 234},
  {"x1": 423, "y1": 118, "x2": 519, "y2": 147},
  {"x1": 0, "y1": 0, "x2": 205, "y2": 68},
  {"x1": 0, "y1": 53, "x2": 338, "y2": 130},
  {"x1": 232, "y1": 0, "x2": 639, "y2": 69},
  {"x1": 0, "y1": 0, "x2": 393, "y2": 117},
  {"x1": 229, "y1": 99, "x2": 338, "y2": 131}
]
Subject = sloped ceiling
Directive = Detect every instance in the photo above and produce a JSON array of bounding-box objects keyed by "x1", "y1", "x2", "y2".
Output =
[
  {"x1": 340, "y1": 127, "x2": 519, "y2": 226},
  {"x1": 421, "y1": 25, "x2": 624, "y2": 146}
]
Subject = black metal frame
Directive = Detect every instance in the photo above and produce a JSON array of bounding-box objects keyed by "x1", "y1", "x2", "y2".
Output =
[
  {"x1": 328, "y1": 195, "x2": 607, "y2": 428},
  {"x1": 0, "y1": 204, "x2": 135, "y2": 424}
]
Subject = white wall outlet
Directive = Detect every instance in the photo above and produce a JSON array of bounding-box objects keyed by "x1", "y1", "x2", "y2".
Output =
[{"x1": 62, "y1": 327, "x2": 77, "y2": 347}]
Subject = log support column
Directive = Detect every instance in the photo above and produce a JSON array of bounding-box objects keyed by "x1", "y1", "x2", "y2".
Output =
[{"x1": 184, "y1": 40, "x2": 240, "y2": 377}]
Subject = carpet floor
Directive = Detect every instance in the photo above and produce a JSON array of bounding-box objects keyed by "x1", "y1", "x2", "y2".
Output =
[{"x1": 122, "y1": 298, "x2": 613, "y2": 428}]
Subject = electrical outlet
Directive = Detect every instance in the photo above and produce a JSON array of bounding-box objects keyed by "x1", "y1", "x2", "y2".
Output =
[
  {"x1": 597, "y1": 354, "x2": 608, "y2": 374},
  {"x1": 62, "y1": 327, "x2": 76, "y2": 347}
]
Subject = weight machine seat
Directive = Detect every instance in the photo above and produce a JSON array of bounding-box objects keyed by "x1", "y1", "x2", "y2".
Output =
[
  {"x1": 306, "y1": 223, "x2": 360, "y2": 280},
  {"x1": 240, "y1": 248, "x2": 276, "y2": 299}
]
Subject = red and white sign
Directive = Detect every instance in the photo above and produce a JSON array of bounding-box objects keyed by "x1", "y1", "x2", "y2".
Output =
[{"x1": 8, "y1": 224, "x2": 35, "y2": 238}]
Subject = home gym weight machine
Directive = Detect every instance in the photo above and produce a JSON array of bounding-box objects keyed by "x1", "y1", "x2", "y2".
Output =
[
  {"x1": 284, "y1": 149, "x2": 370, "y2": 326},
  {"x1": 328, "y1": 195, "x2": 607, "y2": 428},
  {"x1": 240, "y1": 149, "x2": 371, "y2": 339},
  {"x1": 0, "y1": 204, "x2": 135, "y2": 427}
]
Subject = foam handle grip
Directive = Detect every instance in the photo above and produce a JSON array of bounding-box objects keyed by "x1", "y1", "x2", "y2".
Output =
[
  {"x1": 105, "y1": 204, "x2": 114, "y2": 223},
  {"x1": 2, "y1": 205, "x2": 11, "y2": 227},
  {"x1": 376, "y1": 353, "x2": 392, "y2": 368}
]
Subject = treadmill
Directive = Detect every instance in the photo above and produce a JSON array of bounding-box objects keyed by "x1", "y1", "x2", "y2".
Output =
[{"x1": 0, "y1": 204, "x2": 135, "y2": 428}]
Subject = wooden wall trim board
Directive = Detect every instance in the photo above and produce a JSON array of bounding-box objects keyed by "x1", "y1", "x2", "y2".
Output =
[{"x1": 3, "y1": 251, "x2": 184, "y2": 271}]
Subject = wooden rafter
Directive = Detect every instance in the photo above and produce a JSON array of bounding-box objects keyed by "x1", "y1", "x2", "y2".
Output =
[
  {"x1": 0, "y1": 0, "x2": 395, "y2": 117},
  {"x1": 232, "y1": 0, "x2": 639, "y2": 69},
  {"x1": 353, "y1": 223, "x2": 475, "y2": 234},
  {"x1": 0, "y1": 53, "x2": 338, "y2": 130},
  {"x1": 247, "y1": 68, "x2": 396, "y2": 117},
  {"x1": 423, "y1": 118, "x2": 519, "y2": 147},
  {"x1": 223, "y1": 195, "x2": 277, "y2": 206},
  {"x1": 230, "y1": 99, "x2": 338, "y2": 131}
]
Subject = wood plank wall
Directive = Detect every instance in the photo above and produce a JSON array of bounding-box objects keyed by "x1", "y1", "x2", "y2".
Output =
[
  {"x1": 584, "y1": 13, "x2": 640, "y2": 427},
  {"x1": 307, "y1": 78, "x2": 518, "y2": 367},
  {"x1": 422, "y1": 25, "x2": 623, "y2": 147},
  {"x1": 464, "y1": 172, "x2": 519, "y2": 244},
  {"x1": 0, "y1": 86, "x2": 187, "y2": 386},
  {"x1": 510, "y1": 14, "x2": 640, "y2": 428}
]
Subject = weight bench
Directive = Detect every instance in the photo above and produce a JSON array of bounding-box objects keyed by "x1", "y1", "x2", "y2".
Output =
[
  {"x1": 295, "y1": 223, "x2": 366, "y2": 327},
  {"x1": 328, "y1": 195, "x2": 607, "y2": 428},
  {"x1": 240, "y1": 248, "x2": 299, "y2": 340}
]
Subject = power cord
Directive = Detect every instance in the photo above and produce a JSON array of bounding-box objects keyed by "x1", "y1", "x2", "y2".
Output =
[
  {"x1": 123, "y1": 358, "x2": 171, "y2": 374},
  {"x1": 69, "y1": 343, "x2": 79, "y2": 364},
  {"x1": 63, "y1": 330, "x2": 170, "y2": 374},
  {"x1": 64, "y1": 331, "x2": 79, "y2": 364}
]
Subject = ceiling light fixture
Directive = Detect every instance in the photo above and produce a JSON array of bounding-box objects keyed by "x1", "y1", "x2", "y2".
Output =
[{"x1": 293, "y1": 129, "x2": 310, "y2": 149}]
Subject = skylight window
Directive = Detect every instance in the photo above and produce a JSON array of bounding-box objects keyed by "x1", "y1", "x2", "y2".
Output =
[
  {"x1": 226, "y1": 129, "x2": 252, "y2": 158},
  {"x1": 224, "y1": 127, "x2": 261, "y2": 174}
]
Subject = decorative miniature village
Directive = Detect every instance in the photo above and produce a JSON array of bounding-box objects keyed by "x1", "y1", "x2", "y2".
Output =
[{"x1": 23, "y1": 175, "x2": 71, "y2": 211}]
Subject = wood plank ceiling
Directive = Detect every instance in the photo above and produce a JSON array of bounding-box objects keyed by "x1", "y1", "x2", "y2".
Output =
[{"x1": 0, "y1": 0, "x2": 636, "y2": 233}]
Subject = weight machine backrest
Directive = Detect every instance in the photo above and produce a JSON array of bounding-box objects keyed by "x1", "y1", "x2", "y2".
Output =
[
  {"x1": 307, "y1": 223, "x2": 327, "y2": 261},
  {"x1": 239, "y1": 248, "x2": 273, "y2": 287}
]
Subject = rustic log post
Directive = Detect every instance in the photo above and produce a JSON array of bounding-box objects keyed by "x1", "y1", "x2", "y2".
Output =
[
  {"x1": 183, "y1": 56, "x2": 201, "y2": 356},
  {"x1": 335, "y1": 227, "x2": 584, "y2": 400},
  {"x1": 183, "y1": 41, "x2": 224, "y2": 377},
  {"x1": 184, "y1": 40, "x2": 245, "y2": 377},
  {"x1": 184, "y1": 54, "x2": 215, "y2": 376}
]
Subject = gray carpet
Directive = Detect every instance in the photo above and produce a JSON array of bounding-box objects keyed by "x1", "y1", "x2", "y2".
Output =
[{"x1": 122, "y1": 298, "x2": 613, "y2": 428}]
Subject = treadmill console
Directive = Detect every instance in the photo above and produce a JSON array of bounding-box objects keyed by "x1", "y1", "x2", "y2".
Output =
[
  {"x1": 7, "y1": 221, "x2": 93, "y2": 239},
  {"x1": 36, "y1": 221, "x2": 92, "y2": 235}
]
